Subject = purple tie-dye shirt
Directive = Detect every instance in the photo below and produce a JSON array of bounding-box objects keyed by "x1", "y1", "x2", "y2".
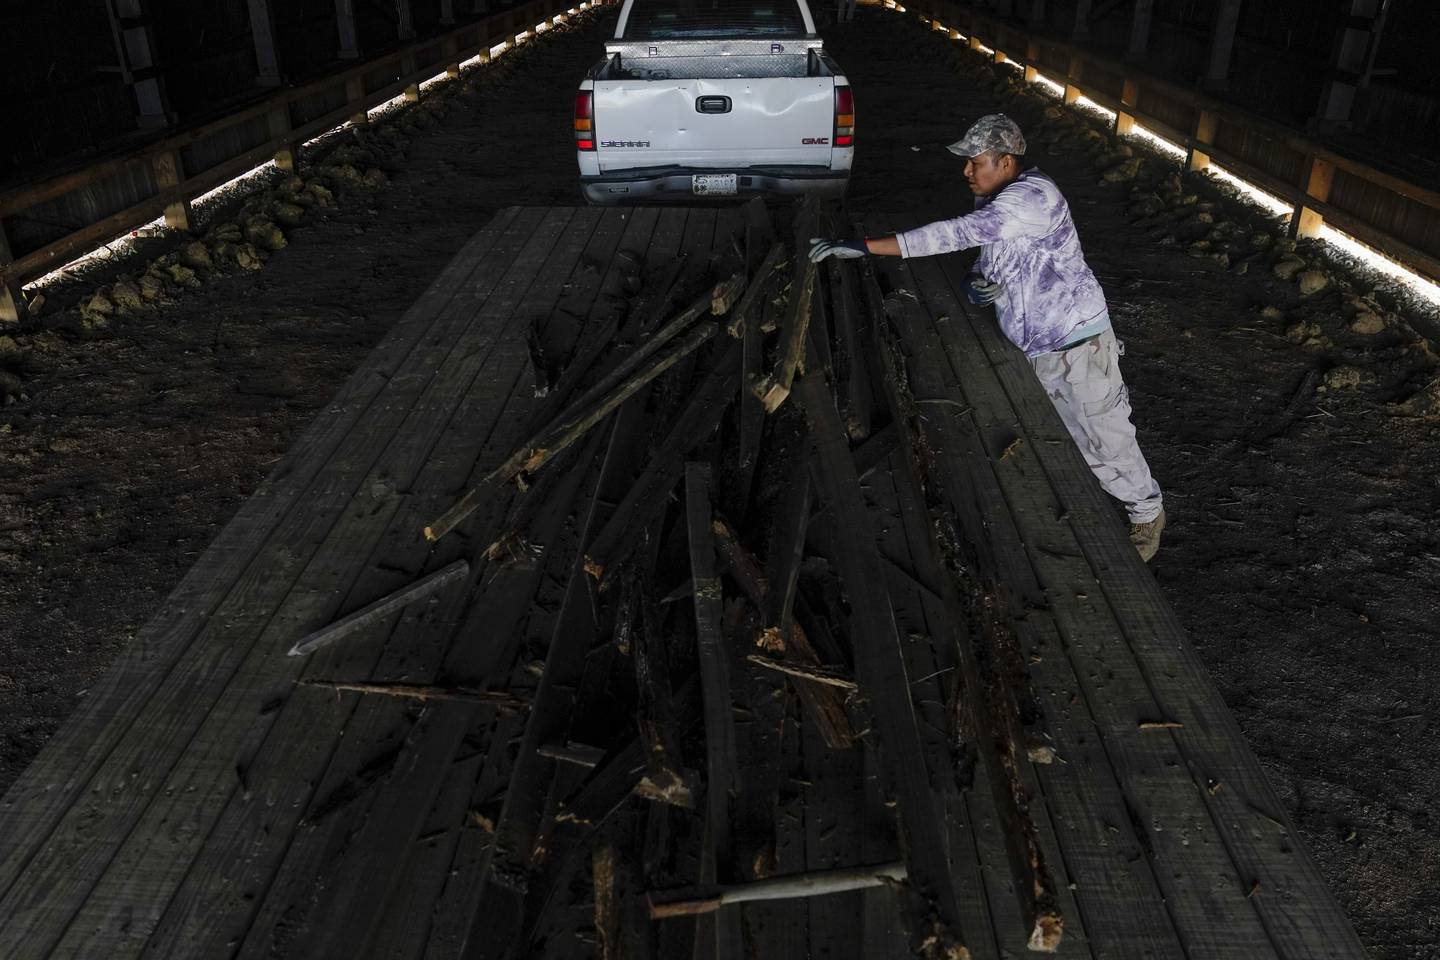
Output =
[{"x1": 895, "y1": 169, "x2": 1110, "y2": 356}]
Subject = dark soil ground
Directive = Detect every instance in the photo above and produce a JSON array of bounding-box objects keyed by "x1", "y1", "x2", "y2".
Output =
[{"x1": 2, "y1": 5, "x2": 1437, "y2": 958}]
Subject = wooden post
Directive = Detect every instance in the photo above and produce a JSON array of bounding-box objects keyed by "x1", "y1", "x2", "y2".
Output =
[
  {"x1": 1188, "y1": 108, "x2": 1217, "y2": 172},
  {"x1": 993, "y1": 47, "x2": 1007, "y2": 64},
  {"x1": 0, "y1": 220, "x2": 26, "y2": 325},
  {"x1": 247, "y1": 0, "x2": 283, "y2": 86},
  {"x1": 1126, "y1": 0, "x2": 1152, "y2": 60},
  {"x1": 105, "y1": 0, "x2": 173, "y2": 128},
  {"x1": 335, "y1": 0, "x2": 361, "y2": 58},
  {"x1": 1023, "y1": 39, "x2": 1038, "y2": 82},
  {"x1": 397, "y1": 0, "x2": 416, "y2": 39},
  {"x1": 1114, "y1": 75, "x2": 1138, "y2": 134},
  {"x1": 151, "y1": 149, "x2": 191, "y2": 232},
  {"x1": 949, "y1": 27, "x2": 961, "y2": 40},
  {"x1": 1291, "y1": 156, "x2": 1335, "y2": 239},
  {"x1": 345, "y1": 75, "x2": 368, "y2": 124},
  {"x1": 442, "y1": 36, "x2": 462, "y2": 77},
  {"x1": 1203, "y1": 0, "x2": 1243, "y2": 90},
  {"x1": 1071, "y1": 0, "x2": 1090, "y2": 38},
  {"x1": 1313, "y1": 0, "x2": 1393, "y2": 130},
  {"x1": 1064, "y1": 53, "x2": 1083, "y2": 103},
  {"x1": 268, "y1": 105, "x2": 296, "y2": 171}
]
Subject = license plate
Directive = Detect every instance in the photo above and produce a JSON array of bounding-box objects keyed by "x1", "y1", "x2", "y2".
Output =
[{"x1": 692, "y1": 174, "x2": 738, "y2": 196}]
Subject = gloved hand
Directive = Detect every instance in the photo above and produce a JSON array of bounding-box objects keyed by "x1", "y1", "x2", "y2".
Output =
[
  {"x1": 808, "y1": 238, "x2": 868, "y2": 263},
  {"x1": 964, "y1": 273, "x2": 1001, "y2": 305}
]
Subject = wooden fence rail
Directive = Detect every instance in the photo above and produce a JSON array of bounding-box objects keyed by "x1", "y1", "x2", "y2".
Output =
[
  {"x1": 906, "y1": 0, "x2": 1440, "y2": 289},
  {"x1": 0, "y1": 0, "x2": 611, "y2": 323}
]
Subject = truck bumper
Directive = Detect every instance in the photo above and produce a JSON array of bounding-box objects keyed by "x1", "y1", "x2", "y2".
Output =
[{"x1": 581, "y1": 167, "x2": 848, "y2": 204}]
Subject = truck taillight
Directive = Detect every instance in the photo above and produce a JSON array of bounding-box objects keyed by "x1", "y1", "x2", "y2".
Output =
[
  {"x1": 575, "y1": 91, "x2": 595, "y2": 151},
  {"x1": 834, "y1": 86, "x2": 854, "y2": 148}
]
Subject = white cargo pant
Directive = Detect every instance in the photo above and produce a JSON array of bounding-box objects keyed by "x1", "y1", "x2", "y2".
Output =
[{"x1": 1028, "y1": 328, "x2": 1163, "y2": 523}]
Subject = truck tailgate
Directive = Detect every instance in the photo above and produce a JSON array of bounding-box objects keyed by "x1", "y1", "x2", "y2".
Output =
[{"x1": 593, "y1": 76, "x2": 835, "y2": 170}]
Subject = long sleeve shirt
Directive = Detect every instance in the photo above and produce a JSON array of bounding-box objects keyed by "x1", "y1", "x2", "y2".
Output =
[{"x1": 895, "y1": 169, "x2": 1110, "y2": 357}]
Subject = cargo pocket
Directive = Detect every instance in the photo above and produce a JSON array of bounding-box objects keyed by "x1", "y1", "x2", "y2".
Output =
[{"x1": 1066, "y1": 338, "x2": 1127, "y2": 456}]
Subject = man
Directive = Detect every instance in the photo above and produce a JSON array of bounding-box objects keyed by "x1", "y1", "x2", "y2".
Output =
[{"x1": 810, "y1": 114, "x2": 1166, "y2": 561}]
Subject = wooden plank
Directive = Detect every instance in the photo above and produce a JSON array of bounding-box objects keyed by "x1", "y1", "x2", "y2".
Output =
[
  {"x1": 860, "y1": 255, "x2": 1074, "y2": 955},
  {"x1": 683, "y1": 462, "x2": 742, "y2": 959},
  {"x1": 32, "y1": 209, "x2": 582, "y2": 960},
  {"x1": 761, "y1": 445, "x2": 812, "y2": 645},
  {"x1": 870, "y1": 250, "x2": 1187, "y2": 960},
  {"x1": 800, "y1": 710, "x2": 864, "y2": 960},
  {"x1": 141, "y1": 211, "x2": 611, "y2": 960},
  {"x1": 739, "y1": 692, "x2": 809, "y2": 956},
  {"x1": 420, "y1": 207, "x2": 669, "y2": 960},
  {"x1": 859, "y1": 738, "x2": 908, "y2": 959},
  {"x1": 794, "y1": 373, "x2": 970, "y2": 956},
  {"x1": 462, "y1": 401, "x2": 653, "y2": 960},
  {"x1": 923, "y1": 254, "x2": 1370, "y2": 958},
  {"x1": 364, "y1": 751, "x2": 485, "y2": 960},
  {"x1": 0, "y1": 207, "x2": 528, "y2": 908},
  {"x1": 907, "y1": 251, "x2": 1306, "y2": 958},
  {"x1": 223, "y1": 208, "x2": 628, "y2": 958}
]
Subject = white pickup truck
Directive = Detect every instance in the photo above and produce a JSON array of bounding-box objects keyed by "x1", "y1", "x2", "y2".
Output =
[{"x1": 575, "y1": 0, "x2": 854, "y2": 203}]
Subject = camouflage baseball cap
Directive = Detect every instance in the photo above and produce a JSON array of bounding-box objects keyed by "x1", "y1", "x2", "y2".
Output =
[{"x1": 946, "y1": 114, "x2": 1027, "y2": 158}]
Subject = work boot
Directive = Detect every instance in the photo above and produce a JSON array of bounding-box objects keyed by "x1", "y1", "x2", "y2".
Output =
[{"x1": 1128, "y1": 508, "x2": 1166, "y2": 563}]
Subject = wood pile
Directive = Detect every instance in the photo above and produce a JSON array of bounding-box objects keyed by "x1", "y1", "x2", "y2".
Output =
[{"x1": 308, "y1": 199, "x2": 1064, "y2": 958}]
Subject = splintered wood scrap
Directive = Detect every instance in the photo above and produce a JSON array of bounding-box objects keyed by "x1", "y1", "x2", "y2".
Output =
[
  {"x1": 747, "y1": 655, "x2": 857, "y2": 691},
  {"x1": 647, "y1": 861, "x2": 908, "y2": 919},
  {"x1": 726, "y1": 242, "x2": 787, "y2": 338},
  {"x1": 424, "y1": 318, "x2": 721, "y2": 541},
  {"x1": 710, "y1": 271, "x2": 748, "y2": 315},
  {"x1": 287, "y1": 559, "x2": 470, "y2": 656},
  {"x1": 298, "y1": 679, "x2": 530, "y2": 710},
  {"x1": 593, "y1": 843, "x2": 621, "y2": 960},
  {"x1": 755, "y1": 257, "x2": 818, "y2": 413},
  {"x1": 1138, "y1": 720, "x2": 1184, "y2": 730}
]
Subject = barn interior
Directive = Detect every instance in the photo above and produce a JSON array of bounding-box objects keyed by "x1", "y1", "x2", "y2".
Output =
[{"x1": 0, "y1": 2, "x2": 1437, "y2": 959}]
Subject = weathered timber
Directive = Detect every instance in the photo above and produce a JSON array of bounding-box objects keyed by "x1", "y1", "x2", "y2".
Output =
[
  {"x1": 685, "y1": 463, "x2": 744, "y2": 960},
  {"x1": 251, "y1": 214, "x2": 664, "y2": 960},
  {"x1": 725, "y1": 242, "x2": 786, "y2": 339},
  {"x1": 867, "y1": 248, "x2": 1078, "y2": 954},
  {"x1": 830, "y1": 256, "x2": 877, "y2": 440},
  {"x1": 649, "y1": 861, "x2": 908, "y2": 918},
  {"x1": 761, "y1": 442, "x2": 813, "y2": 649},
  {"x1": 794, "y1": 372, "x2": 971, "y2": 958},
  {"x1": 287, "y1": 559, "x2": 470, "y2": 656},
  {"x1": 0, "y1": 206, "x2": 531, "y2": 917},
  {"x1": 425, "y1": 318, "x2": 722, "y2": 541},
  {"x1": 928, "y1": 247, "x2": 1356, "y2": 957},
  {"x1": 756, "y1": 258, "x2": 818, "y2": 413},
  {"x1": 0, "y1": 208, "x2": 579, "y2": 960},
  {"x1": 633, "y1": 575, "x2": 694, "y2": 807},
  {"x1": 746, "y1": 655, "x2": 856, "y2": 690},
  {"x1": 297, "y1": 679, "x2": 529, "y2": 709},
  {"x1": 582, "y1": 342, "x2": 741, "y2": 582},
  {"x1": 711, "y1": 517, "x2": 856, "y2": 749}
]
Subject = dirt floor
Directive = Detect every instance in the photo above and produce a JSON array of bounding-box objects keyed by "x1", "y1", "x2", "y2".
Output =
[{"x1": 1, "y1": 5, "x2": 1437, "y2": 958}]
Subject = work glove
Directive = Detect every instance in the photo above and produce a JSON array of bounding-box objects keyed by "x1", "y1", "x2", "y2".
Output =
[
  {"x1": 963, "y1": 273, "x2": 1002, "y2": 306},
  {"x1": 808, "y1": 238, "x2": 868, "y2": 263}
]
